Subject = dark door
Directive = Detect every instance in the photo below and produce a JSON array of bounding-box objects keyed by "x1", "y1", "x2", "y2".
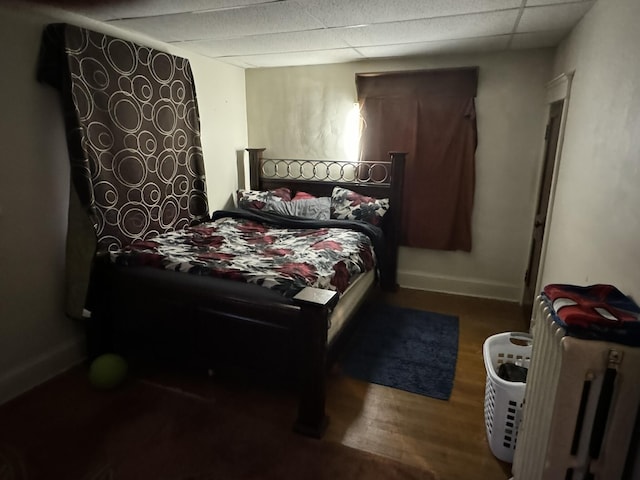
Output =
[{"x1": 522, "y1": 100, "x2": 564, "y2": 318}]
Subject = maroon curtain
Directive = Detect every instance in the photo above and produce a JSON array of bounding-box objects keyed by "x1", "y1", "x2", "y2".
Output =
[{"x1": 357, "y1": 68, "x2": 478, "y2": 251}]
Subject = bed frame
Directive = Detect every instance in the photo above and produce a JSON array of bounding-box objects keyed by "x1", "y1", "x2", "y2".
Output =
[{"x1": 89, "y1": 149, "x2": 406, "y2": 438}]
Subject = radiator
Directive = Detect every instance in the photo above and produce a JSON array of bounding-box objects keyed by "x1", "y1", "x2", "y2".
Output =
[{"x1": 512, "y1": 296, "x2": 640, "y2": 480}]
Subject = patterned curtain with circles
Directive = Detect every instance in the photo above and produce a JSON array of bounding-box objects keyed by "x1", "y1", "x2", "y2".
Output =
[{"x1": 38, "y1": 23, "x2": 209, "y2": 318}]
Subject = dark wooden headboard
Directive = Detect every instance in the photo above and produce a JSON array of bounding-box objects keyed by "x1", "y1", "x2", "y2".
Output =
[{"x1": 246, "y1": 148, "x2": 406, "y2": 290}]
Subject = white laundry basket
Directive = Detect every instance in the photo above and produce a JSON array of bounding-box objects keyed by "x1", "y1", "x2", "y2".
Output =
[{"x1": 483, "y1": 332, "x2": 533, "y2": 463}]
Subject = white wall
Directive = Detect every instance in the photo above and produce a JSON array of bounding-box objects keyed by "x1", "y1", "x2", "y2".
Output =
[
  {"x1": 0, "y1": 4, "x2": 247, "y2": 404},
  {"x1": 246, "y1": 50, "x2": 553, "y2": 301},
  {"x1": 543, "y1": 1, "x2": 640, "y2": 474},
  {"x1": 541, "y1": 0, "x2": 640, "y2": 301}
]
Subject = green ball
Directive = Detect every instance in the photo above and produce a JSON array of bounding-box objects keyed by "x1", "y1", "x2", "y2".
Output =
[{"x1": 89, "y1": 354, "x2": 128, "y2": 389}]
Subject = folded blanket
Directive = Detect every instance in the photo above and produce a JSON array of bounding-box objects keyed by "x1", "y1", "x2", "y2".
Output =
[{"x1": 542, "y1": 284, "x2": 640, "y2": 346}]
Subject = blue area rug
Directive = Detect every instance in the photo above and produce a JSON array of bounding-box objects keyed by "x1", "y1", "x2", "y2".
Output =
[{"x1": 340, "y1": 303, "x2": 459, "y2": 400}]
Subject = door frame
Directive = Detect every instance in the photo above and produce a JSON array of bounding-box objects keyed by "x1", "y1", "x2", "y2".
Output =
[{"x1": 524, "y1": 71, "x2": 574, "y2": 309}]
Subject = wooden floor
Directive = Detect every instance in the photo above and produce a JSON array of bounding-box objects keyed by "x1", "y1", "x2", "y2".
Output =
[
  {"x1": 324, "y1": 288, "x2": 529, "y2": 480},
  {"x1": 4, "y1": 288, "x2": 528, "y2": 479}
]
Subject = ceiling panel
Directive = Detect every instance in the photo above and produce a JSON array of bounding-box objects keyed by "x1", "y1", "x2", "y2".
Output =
[
  {"x1": 525, "y1": 0, "x2": 592, "y2": 6},
  {"x1": 211, "y1": 56, "x2": 257, "y2": 68},
  {"x1": 109, "y1": 1, "x2": 325, "y2": 42},
  {"x1": 356, "y1": 35, "x2": 511, "y2": 59},
  {"x1": 518, "y1": 2, "x2": 595, "y2": 33},
  {"x1": 182, "y1": 29, "x2": 350, "y2": 57},
  {"x1": 224, "y1": 48, "x2": 364, "y2": 68},
  {"x1": 337, "y1": 10, "x2": 519, "y2": 47},
  {"x1": 510, "y1": 30, "x2": 568, "y2": 49},
  {"x1": 72, "y1": 0, "x2": 270, "y2": 21},
  {"x1": 295, "y1": 0, "x2": 523, "y2": 28},
  {"x1": 44, "y1": 0, "x2": 597, "y2": 68}
]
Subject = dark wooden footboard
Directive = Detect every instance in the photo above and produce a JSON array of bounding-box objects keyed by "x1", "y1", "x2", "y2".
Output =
[{"x1": 89, "y1": 262, "x2": 341, "y2": 437}]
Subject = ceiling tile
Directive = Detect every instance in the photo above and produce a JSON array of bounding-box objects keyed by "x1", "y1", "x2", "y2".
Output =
[
  {"x1": 517, "y1": 2, "x2": 595, "y2": 33},
  {"x1": 181, "y1": 29, "x2": 350, "y2": 57},
  {"x1": 49, "y1": 0, "x2": 594, "y2": 68},
  {"x1": 525, "y1": 0, "x2": 591, "y2": 6},
  {"x1": 296, "y1": 0, "x2": 523, "y2": 28},
  {"x1": 225, "y1": 48, "x2": 365, "y2": 68},
  {"x1": 356, "y1": 35, "x2": 511, "y2": 59},
  {"x1": 212, "y1": 56, "x2": 258, "y2": 68},
  {"x1": 337, "y1": 10, "x2": 519, "y2": 47},
  {"x1": 108, "y1": 1, "x2": 325, "y2": 42},
  {"x1": 71, "y1": 0, "x2": 269, "y2": 21},
  {"x1": 510, "y1": 30, "x2": 567, "y2": 49}
]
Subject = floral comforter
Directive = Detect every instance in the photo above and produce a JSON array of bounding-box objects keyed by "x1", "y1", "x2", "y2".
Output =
[{"x1": 110, "y1": 209, "x2": 383, "y2": 297}]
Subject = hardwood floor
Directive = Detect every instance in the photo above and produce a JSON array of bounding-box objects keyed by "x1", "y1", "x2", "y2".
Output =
[
  {"x1": 325, "y1": 288, "x2": 529, "y2": 480},
  {"x1": 2, "y1": 288, "x2": 528, "y2": 479}
]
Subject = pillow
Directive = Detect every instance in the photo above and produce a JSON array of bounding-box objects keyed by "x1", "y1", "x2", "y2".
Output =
[
  {"x1": 265, "y1": 197, "x2": 331, "y2": 220},
  {"x1": 330, "y1": 186, "x2": 389, "y2": 226},
  {"x1": 292, "y1": 191, "x2": 316, "y2": 200},
  {"x1": 237, "y1": 187, "x2": 291, "y2": 210}
]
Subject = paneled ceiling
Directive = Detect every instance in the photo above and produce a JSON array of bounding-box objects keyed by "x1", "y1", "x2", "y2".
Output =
[{"x1": 59, "y1": 0, "x2": 595, "y2": 68}]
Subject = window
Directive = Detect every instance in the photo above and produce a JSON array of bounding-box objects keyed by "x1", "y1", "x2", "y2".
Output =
[{"x1": 356, "y1": 67, "x2": 478, "y2": 251}]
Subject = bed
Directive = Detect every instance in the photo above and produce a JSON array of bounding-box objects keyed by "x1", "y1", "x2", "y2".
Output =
[
  {"x1": 36, "y1": 23, "x2": 405, "y2": 437},
  {"x1": 88, "y1": 148, "x2": 406, "y2": 437}
]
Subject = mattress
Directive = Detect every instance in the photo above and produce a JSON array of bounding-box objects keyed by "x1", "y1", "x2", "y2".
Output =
[{"x1": 327, "y1": 269, "x2": 374, "y2": 343}]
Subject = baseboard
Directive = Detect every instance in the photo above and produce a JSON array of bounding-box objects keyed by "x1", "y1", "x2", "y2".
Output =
[
  {"x1": 398, "y1": 270, "x2": 521, "y2": 302},
  {"x1": 0, "y1": 336, "x2": 85, "y2": 406}
]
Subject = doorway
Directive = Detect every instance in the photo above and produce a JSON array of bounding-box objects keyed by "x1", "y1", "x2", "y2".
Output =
[{"x1": 522, "y1": 100, "x2": 564, "y2": 318}]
